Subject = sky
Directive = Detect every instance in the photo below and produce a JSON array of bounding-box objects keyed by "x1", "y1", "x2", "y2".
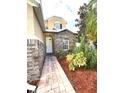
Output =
[{"x1": 41, "y1": 0, "x2": 89, "y2": 32}]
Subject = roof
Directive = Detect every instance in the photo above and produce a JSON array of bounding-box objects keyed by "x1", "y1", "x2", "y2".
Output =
[
  {"x1": 44, "y1": 28, "x2": 78, "y2": 34},
  {"x1": 45, "y1": 16, "x2": 65, "y2": 20},
  {"x1": 45, "y1": 16, "x2": 67, "y2": 24}
]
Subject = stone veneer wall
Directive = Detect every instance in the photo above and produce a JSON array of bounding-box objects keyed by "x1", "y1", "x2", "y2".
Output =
[
  {"x1": 54, "y1": 31, "x2": 77, "y2": 53},
  {"x1": 27, "y1": 39, "x2": 45, "y2": 84}
]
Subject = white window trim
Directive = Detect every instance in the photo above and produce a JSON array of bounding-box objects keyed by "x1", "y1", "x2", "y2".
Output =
[{"x1": 63, "y1": 39, "x2": 69, "y2": 51}]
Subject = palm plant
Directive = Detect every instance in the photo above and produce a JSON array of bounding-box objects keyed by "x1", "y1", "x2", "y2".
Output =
[{"x1": 85, "y1": 0, "x2": 97, "y2": 43}]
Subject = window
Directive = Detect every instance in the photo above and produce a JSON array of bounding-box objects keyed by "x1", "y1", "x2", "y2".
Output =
[
  {"x1": 63, "y1": 39, "x2": 69, "y2": 50},
  {"x1": 45, "y1": 26, "x2": 48, "y2": 29},
  {"x1": 54, "y1": 21, "x2": 62, "y2": 30},
  {"x1": 60, "y1": 24, "x2": 62, "y2": 29},
  {"x1": 54, "y1": 23, "x2": 60, "y2": 30}
]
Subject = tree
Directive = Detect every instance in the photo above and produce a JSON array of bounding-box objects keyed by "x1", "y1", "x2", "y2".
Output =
[
  {"x1": 76, "y1": 0, "x2": 97, "y2": 46},
  {"x1": 75, "y1": 3, "x2": 88, "y2": 42},
  {"x1": 86, "y1": 0, "x2": 97, "y2": 43}
]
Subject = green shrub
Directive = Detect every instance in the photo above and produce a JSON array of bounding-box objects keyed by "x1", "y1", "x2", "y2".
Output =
[
  {"x1": 78, "y1": 36, "x2": 97, "y2": 69},
  {"x1": 68, "y1": 48, "x2": 74, "y2": 54},
  {"x1": 66, "y1": 52, "x2": 87, "y2": 71},
  {"x1": 83, "y1": 44, "x2": 97, "y2": 69},
  {"x1": 89, "y1": 47, "x2": 97, "y2": 69},
  {"x1": 66, "y1": 53, "x2": 75, "y2": 62},
  {"x1": 72, "y1": 47, "x2": 82, "y2": 53},
  {"x1": 56, "y1": 50, "x2": 67, "y2": 59},
  {"x1": 66, "y1": 36, "x2": 97, "y2": 70},
  {"x1": 68, "y1": 62, "x2": 76, "y2": 71}
]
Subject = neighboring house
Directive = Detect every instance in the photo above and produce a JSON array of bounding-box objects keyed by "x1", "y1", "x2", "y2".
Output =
[
  {"x1": 44, "y1": 16, "x2": 78, "y2": 54},
  {"x1": 27, "y1": 0, "x2": 45, "y2": 85}
]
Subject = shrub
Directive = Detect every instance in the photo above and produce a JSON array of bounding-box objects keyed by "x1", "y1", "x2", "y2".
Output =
[
  {"x1": 68, "y1": 47, "x2": 81, "y2": 54},
  {"x1": 77, "y1": 36, "x2": 97, "y2": 69},
  {"x1": 66, "y1": 52, "x2": 87, "y2": 71},
  {"x1": 66, "y1": 36, "x2": 97, "y2": 70},
  {"x1": 66, "y1": 53, "x2": 75, "y2": 62},
  {"x1": 68, "y1": 48, "x2": 74, "y2": 54},
  {"x1": 83, "y1": 44, "x2": 97, "y2": 69},
  {"x1": 88, "y1": 47, "x2": 97, "y2": 69},
  {"x1": 72, "y1": 47, "x2": 82, "y2": 53},
  {"x1": 56, "y1": 50, "x2": 67, "y2": 59}
]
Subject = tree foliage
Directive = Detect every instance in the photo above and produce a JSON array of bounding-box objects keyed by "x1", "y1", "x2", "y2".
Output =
[{"x1": 76, "y1": 0, "x2": 97, "y2": 45}]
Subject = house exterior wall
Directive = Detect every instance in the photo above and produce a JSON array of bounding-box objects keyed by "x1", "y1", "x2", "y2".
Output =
[
  {"x1": 27, "y1": 4, "x2": 34, "y2": 38},
  {"x1": 27, "y1": 4, "x2": 44, "y2": 42},
  {"x1": 44, "y1": 33, "x2": 55, "y2": 53},
  {"x1": 54, "y1": 31, "x2": 77, "y2": 53},
  {"x1": 34, "y1": 11, "x2": 45, "y2": 42},
  {"x1": 45, "y1": 16, "x2": 67, "y2": 30},
  {"x1": 27, "y1": 3, "x2": 45, "y2": 85},
  {"x1": 44, "y1": 30, "x2": 78, "y2": 54}
]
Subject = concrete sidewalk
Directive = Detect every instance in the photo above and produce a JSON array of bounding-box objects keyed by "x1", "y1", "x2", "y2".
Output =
[{"x1": 36, "y1": 56, "x2": 76, "y2": 93}]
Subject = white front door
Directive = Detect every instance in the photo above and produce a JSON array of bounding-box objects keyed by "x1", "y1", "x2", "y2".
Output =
[{"x1": 46, "y1": 36, "x2": 53, "y2": 53}]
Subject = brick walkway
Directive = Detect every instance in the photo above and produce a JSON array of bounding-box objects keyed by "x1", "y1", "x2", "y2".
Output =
[{"x1": 36, "y1": 56, "x2": 76, "y2": 93}]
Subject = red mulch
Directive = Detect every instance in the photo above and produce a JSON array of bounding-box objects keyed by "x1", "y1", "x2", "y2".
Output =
[
  {"x1": 27, "y1": 80, "x2": 39, "y2": 86},
  {"x1": 58, "y1": 58, "x2": 97, "y2": 93}
]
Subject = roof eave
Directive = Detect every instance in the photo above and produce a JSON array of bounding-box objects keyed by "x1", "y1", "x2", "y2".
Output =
[{"x1": 33, "y1": 3, "x2": 45, "y2": 32}]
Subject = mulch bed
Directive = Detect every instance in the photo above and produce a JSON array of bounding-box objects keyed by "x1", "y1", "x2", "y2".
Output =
[
  {"x1": 58, "y1": 58, "x2": 97, "y2": 93},
  {"x1": 27, "y1": 80, "x2": 39, "y2": 86}
]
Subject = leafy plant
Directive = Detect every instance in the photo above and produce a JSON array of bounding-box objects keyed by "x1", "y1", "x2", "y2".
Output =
[
  {"x1": 85, "y1": 0, "x2": 97, "y2": 43},
  {"x1": 68, "y1": 48, "x2": 74, "y2": 54},
  {"x1": 76, "y1": 35, "x2": 97, "y2": 69},
  {"x1": 67, "y1": 0, "x2": 97, "y2": 70},
  {"x1": 83, "y1": 43, "x2": 97, "y2": 69},
  {"x1": 76, "y1": 0, "x2": 97, "y2": 45},
  {"x1": 66, "y1": 52, "x2": 87, "y2": 71},
  {"x1": 66, "y1": 53, "x2": 75, "y2": 62},
  {"x1": 87, "y1": 47, "x2": 97, "y2": 69},
  {"x1": 72, "y1": 47, "x2": 82, "y2": 53},
  {"x1": 56, "y1": 50, "x2": 67, "y2": 59}
]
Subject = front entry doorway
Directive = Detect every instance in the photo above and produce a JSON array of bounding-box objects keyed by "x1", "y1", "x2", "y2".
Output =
[{"x1": 46, "y1": 36, "x2": 53, "y2": 53}]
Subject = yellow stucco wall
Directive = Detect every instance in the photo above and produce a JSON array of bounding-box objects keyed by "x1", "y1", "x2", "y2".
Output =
[
  {"x1": 33, "y1": 12, "x2": 44, "y2": 43},
  {"x1": 45, "y1": 16, "x2": 67, "y2": 30},
  {"x1": 27, "y1": 4, "x2": 44, "y2": 43},
  {"x1": 27, "y1": 4, "x2": 34, "y2": 37}
]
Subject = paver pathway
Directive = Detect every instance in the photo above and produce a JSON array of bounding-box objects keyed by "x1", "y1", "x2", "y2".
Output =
[{"x1": 36, "y1": 56, "x2": 76, "y2": 93}]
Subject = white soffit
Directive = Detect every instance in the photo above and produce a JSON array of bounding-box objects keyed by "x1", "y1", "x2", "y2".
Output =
[{"x1": 27, "y1": 0, "x2": 40, "y2": 7}]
